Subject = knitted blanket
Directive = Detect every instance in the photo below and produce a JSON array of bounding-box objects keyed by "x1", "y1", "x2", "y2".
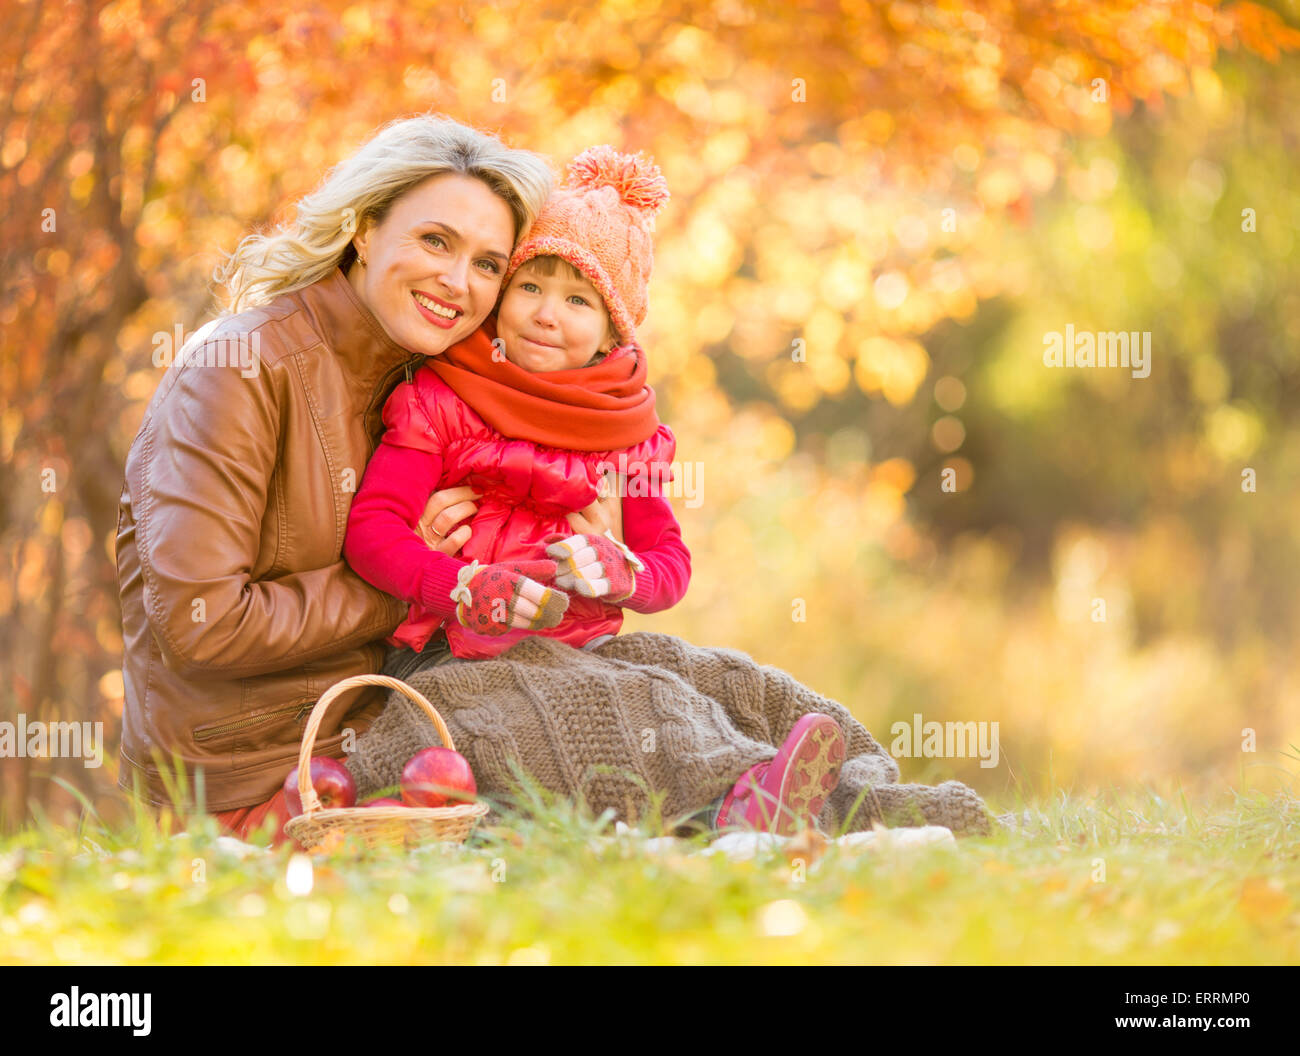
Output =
[{"x1": 344, "y1": 631, "x2": 993, "y2": 836}]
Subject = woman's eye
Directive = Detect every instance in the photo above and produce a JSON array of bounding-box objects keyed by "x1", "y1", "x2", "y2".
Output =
[
  {"x1": 423, "y1": 233, "x2": 445, "y2": 249},
  {"x1": 476, "y1": 259, "x2": 501, "y2": 274}
]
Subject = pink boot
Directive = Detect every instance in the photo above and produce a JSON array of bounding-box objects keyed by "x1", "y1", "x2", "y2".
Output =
[{"x1": 715, "y1": 713, "x2": 846, "y2": 836}]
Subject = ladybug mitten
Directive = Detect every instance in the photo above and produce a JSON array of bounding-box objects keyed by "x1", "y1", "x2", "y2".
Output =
[
  {"x1": 449, "y1": 559, "x2": 568, "y2": 636},
  {"x1": 544, "y1": 530, "x2": 646, "y2": 603}
]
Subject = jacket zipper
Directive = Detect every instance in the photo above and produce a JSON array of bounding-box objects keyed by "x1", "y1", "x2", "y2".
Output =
[
  {"x1": 366, "y1": 354, "x2": 423, "y2": 420},
  {"x1": 192, "y1": 699, "x2": 315, "y2": 743}
]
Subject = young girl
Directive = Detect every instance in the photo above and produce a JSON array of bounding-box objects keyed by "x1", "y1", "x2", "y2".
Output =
[
  {"x1": 344, "y1": 147, "x2": 845, "y2": 833},
  {"x1": 344, "y1": 147, "x2": 687, "y2": 660}
]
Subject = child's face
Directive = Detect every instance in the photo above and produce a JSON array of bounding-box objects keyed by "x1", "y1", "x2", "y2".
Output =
[{"x1": 495, "y1": 261, "x2": 616, "y2": 373}]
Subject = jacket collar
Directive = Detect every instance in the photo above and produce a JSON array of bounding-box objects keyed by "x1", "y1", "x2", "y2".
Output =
[{"x1": 296, "y1": 266, "x2": 423, "y2": 393}]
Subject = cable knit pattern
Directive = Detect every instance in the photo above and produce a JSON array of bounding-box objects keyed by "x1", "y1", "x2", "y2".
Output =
[{"x1": 344, "y1": 632, "x2": 994, "y2": 836}]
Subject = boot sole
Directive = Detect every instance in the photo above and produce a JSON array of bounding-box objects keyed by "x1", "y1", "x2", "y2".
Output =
[{"x1": 752, "y1": 715, "x2": 846, "y2": 836}]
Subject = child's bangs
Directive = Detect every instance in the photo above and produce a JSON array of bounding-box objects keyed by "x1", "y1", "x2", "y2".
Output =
[{"x1": 521, "y1": 255, "x2": 587, "y2": 282}]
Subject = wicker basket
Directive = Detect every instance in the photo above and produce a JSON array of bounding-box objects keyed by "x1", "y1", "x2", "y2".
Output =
[{"x1": 283, "y1": 674, "x2": 488, "y2": 853}]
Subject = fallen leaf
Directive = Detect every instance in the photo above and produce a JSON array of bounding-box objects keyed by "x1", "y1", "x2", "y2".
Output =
[{"x1": 783, "y1": 826, "x2": 828, "y2": 867}]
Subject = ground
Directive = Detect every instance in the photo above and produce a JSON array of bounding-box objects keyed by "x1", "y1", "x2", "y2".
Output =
[{"x1": 2, "y1": 781, "x2": 1297, "y2": 965}]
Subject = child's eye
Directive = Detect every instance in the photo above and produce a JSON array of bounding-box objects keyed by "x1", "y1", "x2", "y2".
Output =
[
  {"x1": 568, "y1": 295, "x2": 590, "y2": 307},
  {"x1": 520, "y1": 281, "x2": 540, "y2": 293}
]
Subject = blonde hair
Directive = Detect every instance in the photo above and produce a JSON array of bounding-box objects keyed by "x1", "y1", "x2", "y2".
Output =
[{"x1": 216, "y1": 114, "x2": 554, "y2": 313}]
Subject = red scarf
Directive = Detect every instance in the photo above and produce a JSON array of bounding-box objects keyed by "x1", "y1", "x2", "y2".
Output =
[{"x1": 425, "y1": 316, "x2": 661, "y2": 451}]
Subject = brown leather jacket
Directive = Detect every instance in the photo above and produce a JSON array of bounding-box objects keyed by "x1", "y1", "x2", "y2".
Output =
[{"x1": 116, "y1": 267, "x2": 427, "y2": 812}]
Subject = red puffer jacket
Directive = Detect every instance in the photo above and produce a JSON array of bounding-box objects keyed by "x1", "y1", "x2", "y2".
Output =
[{"x1": 364, "y1": 362, "x2": 680, "y2": 658}]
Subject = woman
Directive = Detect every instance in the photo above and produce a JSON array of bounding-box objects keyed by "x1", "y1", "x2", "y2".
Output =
[{"x1": 116, "y1": 115, "x2": 552, "y2": 842}]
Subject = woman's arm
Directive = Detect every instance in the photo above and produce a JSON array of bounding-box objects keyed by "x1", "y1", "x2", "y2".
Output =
[
  {"x1": 130, "y1": 349, "x2": 405, "y2": 681},
  {"x1": 564, "y1": 470, "x2": 625, "y2": 540}
]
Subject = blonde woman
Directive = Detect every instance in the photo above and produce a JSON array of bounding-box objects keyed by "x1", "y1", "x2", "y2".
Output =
[{"x1": 116, "y1": 114, "x2": 552, "y2": 841}]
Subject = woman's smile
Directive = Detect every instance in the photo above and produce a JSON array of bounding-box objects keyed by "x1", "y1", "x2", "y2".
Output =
[
  {"x1": 412, "y1": 290, "x2": 463, "y2": 328},
  {"x1": 347, "y1": 172, "x2": 515, "y2": 357}
]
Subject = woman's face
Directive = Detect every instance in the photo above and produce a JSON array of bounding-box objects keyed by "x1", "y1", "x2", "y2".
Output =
[{"x1": 349, "y1": 173, "x2": 515, "y2": 357}]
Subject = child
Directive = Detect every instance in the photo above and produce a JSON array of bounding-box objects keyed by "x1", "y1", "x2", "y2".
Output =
[
  {"x1": 344, "y1": 146, "x2": 689, "y2": 660},
  {"x1": 344, "y1": 147, "x2": 846, "y2": 835}
]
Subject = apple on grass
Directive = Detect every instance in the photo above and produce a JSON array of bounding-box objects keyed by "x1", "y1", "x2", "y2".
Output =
[
  {"x1": 283, "y1": 756, "x2": 356, "y2": 815},
  {"x1": 401, "y1": 747, "x2": 477, "y2": 808}
]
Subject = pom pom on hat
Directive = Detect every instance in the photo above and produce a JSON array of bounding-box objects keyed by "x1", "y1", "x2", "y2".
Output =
[
  {"x1": 505, "y1": 145, "x2": 671, "y2": 343},
  {"x1": 565, "y1": 146, "x2": 670, "y2": 215}
]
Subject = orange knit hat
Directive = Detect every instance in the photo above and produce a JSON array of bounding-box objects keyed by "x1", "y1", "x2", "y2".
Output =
[{"x1": 503, "y1": 146, "x2": 670, "y2": 343}]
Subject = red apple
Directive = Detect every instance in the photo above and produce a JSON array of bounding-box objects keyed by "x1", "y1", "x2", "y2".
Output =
[
  {"x1": 283, "y1": 756, "x2": 357, "y2": 815},
  {"x1": 400, "y1": 747, "x2": 477, "y2": 808},
  {"x1": 361, "y1": 797, "x2": 405, "y2": 808}
]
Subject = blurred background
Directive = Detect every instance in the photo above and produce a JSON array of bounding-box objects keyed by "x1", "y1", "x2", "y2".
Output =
[{"x1": 3, "y1": 0, "x2": 1300, "y2": 831}]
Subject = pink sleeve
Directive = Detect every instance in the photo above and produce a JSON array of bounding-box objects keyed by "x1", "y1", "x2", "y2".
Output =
[
  {"x1": 343, "y1": 386, "x2": 468, "y2": 620},
  {"x1": 618, "y1": 491, "x2": 691, "y2": 613}
]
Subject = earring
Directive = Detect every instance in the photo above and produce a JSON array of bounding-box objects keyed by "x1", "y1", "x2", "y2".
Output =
[{"x1": 358, "y1": 255, "x2": 367, "y2": 267}]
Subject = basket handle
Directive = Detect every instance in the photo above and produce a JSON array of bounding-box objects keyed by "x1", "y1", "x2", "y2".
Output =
[{"x1": 296, "y1": 674, "x2": 454, "y2": 816}]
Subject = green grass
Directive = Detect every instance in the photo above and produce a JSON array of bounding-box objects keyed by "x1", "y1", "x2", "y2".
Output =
[{"x1": 3, "y1": 772, "x2": 1298, "y2": 965}]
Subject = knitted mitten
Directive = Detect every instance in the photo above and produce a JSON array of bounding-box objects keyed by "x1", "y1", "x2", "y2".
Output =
[
  {"x1": 545, "y1": 530, "x2": 644, "y2": 602},
  {"x1": 450, "y1": 558, "x2": 568, "y2": 636}
]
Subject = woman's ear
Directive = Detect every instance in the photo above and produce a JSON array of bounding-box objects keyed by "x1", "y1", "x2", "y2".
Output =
[{"x1": 351, "y1": 216, "x2": 374, "y2": 264}]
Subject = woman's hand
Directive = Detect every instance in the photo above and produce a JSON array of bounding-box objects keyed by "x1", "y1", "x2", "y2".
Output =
[
  {"x1": 417, "y1": 485, "x2": 480, "y2": 556},
  {"x1": 565, "y1": 470, "x2": 625, "y2": 543}
]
